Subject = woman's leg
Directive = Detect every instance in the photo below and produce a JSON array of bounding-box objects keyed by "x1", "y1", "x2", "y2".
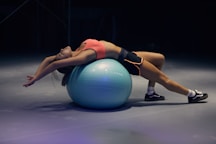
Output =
[
  {"x1": 134, "y1": 52, "x2": 166, "y2": 100},
  {"x1": 134, "y1": 51, "x2": 165, "y2": 69},
  {"x1": 140, "y1": 59, "x2": 189, "y2": 96},
  {"x1": 132, "y1": 52, "x2": 208, "y2": 103}
]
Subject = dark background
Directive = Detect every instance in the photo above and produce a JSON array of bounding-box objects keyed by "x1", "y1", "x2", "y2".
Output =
[{"x1": 0, "y1": 1, "x2": 215, "y2": 59}]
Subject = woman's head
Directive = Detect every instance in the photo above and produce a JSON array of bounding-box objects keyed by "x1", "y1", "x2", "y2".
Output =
[
  {"x1": 54, "y1": 46, "x2": 75, "y2": 85},
  {"x1": 55, "y1": 46, "x2": 72, "y2": 60}
]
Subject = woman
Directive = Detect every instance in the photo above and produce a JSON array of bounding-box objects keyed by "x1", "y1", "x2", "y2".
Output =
[{"x1": 23, "y1": 38, "x2": 208, "y2": 103}]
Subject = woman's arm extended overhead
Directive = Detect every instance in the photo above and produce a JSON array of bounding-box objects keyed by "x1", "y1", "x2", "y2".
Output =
[{"x1": 23, "y1": 50, "x2": 96, "y2": 87}]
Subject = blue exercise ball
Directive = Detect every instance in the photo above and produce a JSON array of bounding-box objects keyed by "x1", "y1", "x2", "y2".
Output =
[{"x1": 66, "y1": 59, "x2": 132, "y2": 109}]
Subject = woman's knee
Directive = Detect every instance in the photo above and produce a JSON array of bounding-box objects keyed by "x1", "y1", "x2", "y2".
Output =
[
  {"x1": 152, "y1": 53, "x2": 165, "y2": 69},
  {"x1": 158, "y1": 53, "x2": 165, "y2": 64}
]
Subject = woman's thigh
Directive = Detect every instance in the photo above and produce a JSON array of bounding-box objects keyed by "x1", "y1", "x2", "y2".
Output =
[
  {"x1": 139, "y1": 59, "x2": 168, "y2": 85},
  {"x1": 134, "y1": 51, "x2": 165, "y2": 67}
]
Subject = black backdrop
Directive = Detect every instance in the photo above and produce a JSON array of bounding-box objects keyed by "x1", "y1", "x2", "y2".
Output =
[{"x1": 0, "y1": 1, "x2": 215, "y2": 58}]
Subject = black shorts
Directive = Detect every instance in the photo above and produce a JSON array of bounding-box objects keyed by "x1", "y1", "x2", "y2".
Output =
[{"x1": 118, "y1": 48, "x2": 143, "y2": 75}]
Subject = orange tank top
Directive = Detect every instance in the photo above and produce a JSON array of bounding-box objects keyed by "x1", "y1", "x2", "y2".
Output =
[{"x1": 81, "y1": 39, "x2": 106, "y2": 59}]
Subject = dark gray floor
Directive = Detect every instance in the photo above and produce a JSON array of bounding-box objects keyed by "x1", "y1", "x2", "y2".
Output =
[{"x1": 0, "y1": 55, "x2": 216, "y2": 144}]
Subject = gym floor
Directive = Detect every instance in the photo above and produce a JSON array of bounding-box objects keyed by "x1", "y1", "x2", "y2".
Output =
[{"x1": 0, "y1": 54, "x2": 215, "y2": 144}]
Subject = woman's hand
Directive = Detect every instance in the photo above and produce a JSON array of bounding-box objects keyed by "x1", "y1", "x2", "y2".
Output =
[{"x1": 23, "y1": 75, "x2": 36, "y2": 87}]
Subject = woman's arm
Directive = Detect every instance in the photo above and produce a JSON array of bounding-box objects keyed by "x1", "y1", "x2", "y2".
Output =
[
  {"x1": 23, "y1": 55, "x2": 56, "y2": 87},
  {"x1": 23, "y1": 50, "x2": 96, "y2": 87},
  {"x1": 34, "y1": 55, "x2": 56, "y2": 76}
]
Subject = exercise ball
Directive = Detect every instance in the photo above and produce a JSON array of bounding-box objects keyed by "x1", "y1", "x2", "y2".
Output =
[{"x1": 66, "y1": 59, "x2": 132, "y2": 109}]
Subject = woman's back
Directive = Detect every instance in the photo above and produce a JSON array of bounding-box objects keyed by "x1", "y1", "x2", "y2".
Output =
[{"x1": 99, "y1": 40, "x2": 121, "y2": 59}]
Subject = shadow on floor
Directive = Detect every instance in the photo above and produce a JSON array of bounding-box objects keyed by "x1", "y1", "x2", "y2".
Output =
[{"x1": 22, "y1": 98, "x2": 207, "y2": 113}]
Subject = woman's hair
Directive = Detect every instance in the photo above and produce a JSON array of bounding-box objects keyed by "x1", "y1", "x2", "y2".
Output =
[
  {"x1": 57, "y1": 66, "x2": 75, "y2": 86},
  {"x1": 52, "y1": 47, "x2": 74, "y2": 86}
]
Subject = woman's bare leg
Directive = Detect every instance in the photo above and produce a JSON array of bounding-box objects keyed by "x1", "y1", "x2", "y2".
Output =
[
  {"x1": 134, "y1": 51, "x2": 166, "y2": 100},
  {"x1": 134, "y1": 51, "x2": 165, "y2": 88},
  {"x1": 134, "y1": 52, "x2": 208, "y2": 103},
  {"x1": 139, "y1": 59, "x2": 189, "y2": 96}
]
